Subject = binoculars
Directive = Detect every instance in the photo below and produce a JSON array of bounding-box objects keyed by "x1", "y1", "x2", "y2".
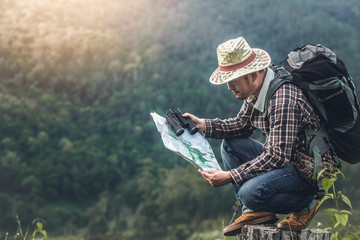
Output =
[{"x1": 165, "y1": 108, "x2": 199, "y2": 137}]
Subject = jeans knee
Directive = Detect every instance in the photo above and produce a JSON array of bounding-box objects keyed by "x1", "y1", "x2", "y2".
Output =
[
  {"x1": 221, "y1": 138, "x2": 262, "y2": 171},
  {"x1": 221, "y1": 139, "x2": 230, "y2": 158},
  {"x1": 221, "y1": 139, "x2": 238, "y2": 170},
  {"x1": 220, "y1": 138, "x2": 246, "y2": 160}
]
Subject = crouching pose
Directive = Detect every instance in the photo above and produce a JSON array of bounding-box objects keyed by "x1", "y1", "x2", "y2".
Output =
[{"x1": 184, "y1": 36, "x2": 336, "y2": 236}]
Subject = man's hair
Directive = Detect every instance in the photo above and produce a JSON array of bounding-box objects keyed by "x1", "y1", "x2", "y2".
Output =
[{"x1": 244, "y1": 68, "x2": 266, "y2": 81}]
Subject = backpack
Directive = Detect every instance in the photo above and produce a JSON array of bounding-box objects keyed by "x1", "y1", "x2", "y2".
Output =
[{"x1": 265, "y1": 44, "x2": 360, "y2": 165}]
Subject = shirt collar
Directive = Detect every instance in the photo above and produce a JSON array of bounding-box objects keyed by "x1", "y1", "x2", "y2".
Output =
[{"x1": 253, "y1": 68, "x2": 275, "y2": 113}]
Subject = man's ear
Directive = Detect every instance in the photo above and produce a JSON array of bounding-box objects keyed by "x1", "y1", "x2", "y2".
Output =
[{"x1": 250, "y1": 72, "x2": 257, "y2": 82}]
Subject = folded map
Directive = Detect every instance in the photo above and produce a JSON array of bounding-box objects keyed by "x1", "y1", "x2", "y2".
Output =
[{"x1": 151, "y1": 112, "x2": 221, "y2": 170}]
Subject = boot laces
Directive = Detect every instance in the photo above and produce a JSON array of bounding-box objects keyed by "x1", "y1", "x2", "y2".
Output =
[{"x1": 286, "y1": 213, "x2": 307, "y2": 225}]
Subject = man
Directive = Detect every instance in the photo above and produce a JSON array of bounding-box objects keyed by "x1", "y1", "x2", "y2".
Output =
[{"x1": 184, "y1": 36, "x2": 335, "y2": 236}]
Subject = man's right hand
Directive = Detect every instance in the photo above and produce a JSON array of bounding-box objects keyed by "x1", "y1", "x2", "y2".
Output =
[{"x1": 182, "y1": 113, "x2": 206, "y2": 132}]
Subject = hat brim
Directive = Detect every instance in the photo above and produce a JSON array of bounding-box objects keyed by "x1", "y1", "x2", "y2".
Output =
[{"x1": 209, "y1": 48, "x2": 271, "y2": 85}]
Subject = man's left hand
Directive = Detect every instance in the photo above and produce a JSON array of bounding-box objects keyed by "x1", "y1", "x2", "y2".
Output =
[{"x1": 198, "y1": 169, "x2": 234, "y2": 187}]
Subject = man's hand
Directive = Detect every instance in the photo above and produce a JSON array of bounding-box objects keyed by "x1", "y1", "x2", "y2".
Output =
[
  {"x1": 198, "y1": 169, "x2": 234, "y2": 187},
  {"x1": 182, "y1": 113, "x2": 206, "y2": 132}
]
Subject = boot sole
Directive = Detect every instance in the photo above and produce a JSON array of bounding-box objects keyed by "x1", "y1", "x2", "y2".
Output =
[
  {"x1": 224, "y1": 215, "x2": 279, "y2": 236},
  {"x1": 277, "y1": 222, "x2": 307, "y2": 231}
]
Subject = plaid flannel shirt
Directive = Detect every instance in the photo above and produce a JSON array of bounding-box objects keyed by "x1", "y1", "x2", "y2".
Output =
[{"x1": 204, "y1": 78, "x2": 326, "y2": 186}]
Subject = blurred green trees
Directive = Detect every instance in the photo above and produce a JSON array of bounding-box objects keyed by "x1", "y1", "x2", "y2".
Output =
[{"x1": 0, "y1": 0, "x2": 359, "y2": 239}]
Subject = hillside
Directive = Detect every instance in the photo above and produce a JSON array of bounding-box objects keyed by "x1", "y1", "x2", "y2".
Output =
[{"x1": 0, "y1": 0, "x2": 359, "y2": 239}]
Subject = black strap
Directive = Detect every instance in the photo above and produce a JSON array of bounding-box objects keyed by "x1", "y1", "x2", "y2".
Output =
[{"x1": 263, "y1": 75, "x2": 292, "y2": 115}]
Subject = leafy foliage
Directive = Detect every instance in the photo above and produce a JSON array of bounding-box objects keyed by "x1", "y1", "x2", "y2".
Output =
[
  {"x1": 317, "y1": 168, "x2": 360, "y2": 239},
  {"x1": 0, "y1": 0, "x2": 359, "y2": 239}
]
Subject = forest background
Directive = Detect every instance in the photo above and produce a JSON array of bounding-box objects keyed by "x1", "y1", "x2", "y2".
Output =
[{"x1": 0, "y1": 0, "x2": 359, "y2": 239}]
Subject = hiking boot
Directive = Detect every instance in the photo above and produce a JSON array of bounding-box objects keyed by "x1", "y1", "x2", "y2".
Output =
[
  {"x1": 223, "y1": 212, "x2": 279, "y2": 236},
  {"x1": 277, "y1": 201, "x2": 319, "y2": 231}
]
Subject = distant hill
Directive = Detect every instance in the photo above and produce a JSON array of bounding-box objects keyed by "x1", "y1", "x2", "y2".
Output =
[{"x1": 0, "y1": 0, "x2": 359, "y2": 238}]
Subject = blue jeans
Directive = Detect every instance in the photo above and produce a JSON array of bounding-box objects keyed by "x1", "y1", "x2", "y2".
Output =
[{"x1": 221, "y1": 137, "x2": 317, "y2": 214}]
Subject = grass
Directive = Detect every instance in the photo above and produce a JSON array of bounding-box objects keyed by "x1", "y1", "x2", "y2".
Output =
[{"x1": 12, "y1": 204, "x2": 360, "y2": 240}]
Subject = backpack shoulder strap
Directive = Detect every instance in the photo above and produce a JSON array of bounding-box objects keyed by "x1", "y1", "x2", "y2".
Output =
[{"x1": 264, "y1": 74, "x2": 293, "y2": 115}]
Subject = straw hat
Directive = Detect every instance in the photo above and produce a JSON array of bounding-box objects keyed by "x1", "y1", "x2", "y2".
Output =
[{"x1": 209, "y1": 37, "x2": 271, "y2": 85}]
